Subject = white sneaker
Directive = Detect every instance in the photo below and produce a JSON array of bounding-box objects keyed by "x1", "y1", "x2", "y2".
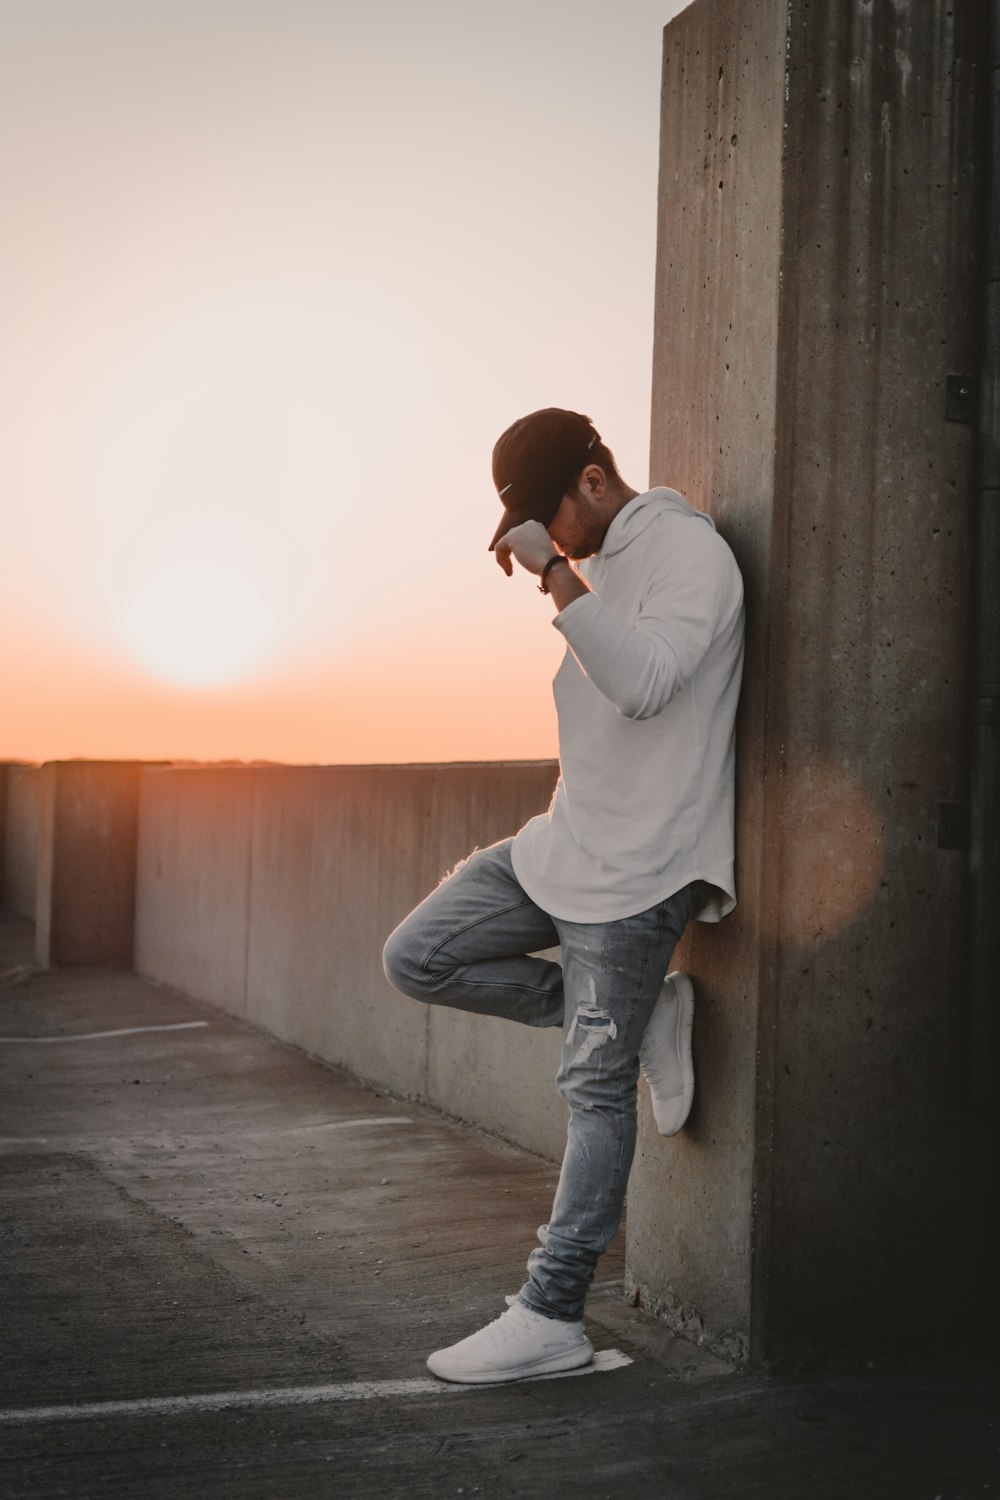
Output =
[
  {"x1": 426, "y1": 1300, "x2": 594, "y2": 1384},
  {"x1": 639, "y1": 971, "x2": 695, "y2": 1135}
]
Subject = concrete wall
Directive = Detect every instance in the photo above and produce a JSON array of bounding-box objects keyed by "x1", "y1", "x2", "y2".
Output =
[
  {"x1": 35, "y1": 762, "x2": 145, "y2": 967},
  {"x1": 135, "y1": 763, "x2": 568, "y2": 1163},
  {"x1": 1, "y1": 765, "x2": 40, "y2": 920},
  {"x1": 639, "y1": 0, "x2": 988, "y2": 1360}
]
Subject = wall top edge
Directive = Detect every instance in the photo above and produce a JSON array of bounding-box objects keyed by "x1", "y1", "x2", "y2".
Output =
[
  {"x1": 139, "y1": 759, "x2": 560, "y2": 774},
  {"x1": 33, "y1": 760, "x2": 171, "y2": 770}
]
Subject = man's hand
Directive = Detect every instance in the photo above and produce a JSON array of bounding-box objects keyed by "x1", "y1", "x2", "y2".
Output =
[{"x1": 494, "y1": 520, "x2": 559, "y2": 578}]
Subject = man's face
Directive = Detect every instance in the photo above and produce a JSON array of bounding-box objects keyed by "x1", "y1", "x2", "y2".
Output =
[{"x1": 546, "y1": 474, "x2": 610, "y2": 560}]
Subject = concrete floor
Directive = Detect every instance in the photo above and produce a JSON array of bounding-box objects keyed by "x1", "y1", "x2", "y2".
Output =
[{"x1": 1, "y1": 910, "x2": 997, "y2": 1499}]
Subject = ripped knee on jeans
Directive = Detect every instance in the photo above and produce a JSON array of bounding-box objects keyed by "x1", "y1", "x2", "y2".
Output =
[{"x1": 568, "y1": 1003, "x2": 619, "y2": 1065}]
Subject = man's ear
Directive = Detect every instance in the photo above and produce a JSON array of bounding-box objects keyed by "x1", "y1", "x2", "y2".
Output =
[{"x1": 581, "y1": 463, "x2": 607, "y2": 497}]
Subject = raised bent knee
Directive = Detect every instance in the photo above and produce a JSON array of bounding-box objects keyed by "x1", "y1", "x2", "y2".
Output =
[{"x1": 382, "y1": 923, "x2": 433, "y2": 1001}]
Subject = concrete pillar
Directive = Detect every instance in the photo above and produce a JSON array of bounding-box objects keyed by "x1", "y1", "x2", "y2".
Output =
[
  {"x1": 1, "y1": 765, "x2": 41, "y2": 921},
  {"x1": 632, "y1": 0, "x2": 989, "y2": 1361},
  {"x1": 35, "y1": 762, "x2": 146, "y2": 968},
  {"x1": 0, "y1": 764, "x2": 8, "y2": 902}
]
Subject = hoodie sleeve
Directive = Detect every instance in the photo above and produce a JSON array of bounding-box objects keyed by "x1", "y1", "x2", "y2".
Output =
[{"x1": 552, "y1": 536, "x2": 738, "y2": 720}]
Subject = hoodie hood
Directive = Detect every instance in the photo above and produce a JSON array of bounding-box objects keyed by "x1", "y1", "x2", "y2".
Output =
[{"x1": 597, "y1": 487, "x2": 716, "y2": 560}]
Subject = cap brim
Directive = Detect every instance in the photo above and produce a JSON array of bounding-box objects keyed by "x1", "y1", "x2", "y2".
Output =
[
  {"x1": 488, "y1": 508, "x2": 523, "y2": 551},
  {"x1": 487, "y1": 494, "x2": 563, "y2": 552}
]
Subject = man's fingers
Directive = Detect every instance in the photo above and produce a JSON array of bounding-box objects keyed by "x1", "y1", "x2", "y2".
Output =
[{"x1": 502, "y1": 520, "x2": 557, "y2": 575}]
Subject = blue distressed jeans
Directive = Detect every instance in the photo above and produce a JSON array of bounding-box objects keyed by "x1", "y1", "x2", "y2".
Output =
[{"x1": 382, "y1": 838, "x2": 702, "y2": 1322}]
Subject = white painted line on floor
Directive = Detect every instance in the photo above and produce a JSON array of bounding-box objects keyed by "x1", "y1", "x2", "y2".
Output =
[
  {"x1": 0, "y1": 1021, "x2": 210, "y2": 1044},
  {"x1": 0, "y1": 1351, "x2": 633, "y2": 1426},
  {"x1": 286, "y1": 1116, "x2": 414, "y2": 1132},
  {"x1": 519, "y1": 1349, "x2": 632, "y2": 1381}
]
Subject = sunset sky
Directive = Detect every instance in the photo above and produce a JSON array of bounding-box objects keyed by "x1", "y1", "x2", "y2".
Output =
[{"x1": 2, "y1": 0, "x2": 688, "y2": 766}]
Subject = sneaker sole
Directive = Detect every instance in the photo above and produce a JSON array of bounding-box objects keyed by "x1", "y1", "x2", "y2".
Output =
[
  {"x1": 426, "y1": 1340, "x2": 594, "y2": 1384},
  {"x1": 651, "y1": 971, "x2": 695, "y2": 1136}
]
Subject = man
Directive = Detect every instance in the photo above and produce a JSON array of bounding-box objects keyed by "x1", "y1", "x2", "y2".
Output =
[{"x1": 383, "y1": 407, "x2": 744, "y2": 1384}]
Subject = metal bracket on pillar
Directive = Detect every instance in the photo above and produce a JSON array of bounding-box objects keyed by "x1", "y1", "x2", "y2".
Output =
[{"x1": 945, "y1": 375, "x2": 980, "y2": 423}]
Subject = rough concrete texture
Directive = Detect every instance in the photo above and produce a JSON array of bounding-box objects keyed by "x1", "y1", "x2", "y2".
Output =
[
  {"x1": 135, "y1": 763, "x2": 568, "y2": 1164},
  {"x1": 135, "y1": 767, "x2": 256, "y2": 1018},
  {"x1": 35, "y1": 762, "x2": 146, "y2": 969},
  {"x1": 2, "y1": 910, "x2": 997, "y2": 1500},
  {"x1": 643, "y1": 0, "x2": 990, "y2": 1360},
  {"x1": 1, "y1": 765, "x2": 39, "y2": 921},
  {"x1": 764, "y1": 0, "x2": 987, "y2": 1359},
  {"x1": 636, "y1": 0, "x2": 794, "y2": 1362}
]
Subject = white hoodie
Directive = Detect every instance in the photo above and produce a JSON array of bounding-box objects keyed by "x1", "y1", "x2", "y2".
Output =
[{"x1": 511, "y1": 487, "x2": 745, "y2": 924}]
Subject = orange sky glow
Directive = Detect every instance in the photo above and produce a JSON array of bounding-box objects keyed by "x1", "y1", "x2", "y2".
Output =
[{"x1": 2, "y1": 0, "x2": 688, "y2": 766}]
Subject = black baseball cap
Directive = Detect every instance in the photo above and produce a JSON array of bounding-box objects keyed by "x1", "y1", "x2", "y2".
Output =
[{"x1": 488, "y1": 408, "x2": 601, "y2": 550}]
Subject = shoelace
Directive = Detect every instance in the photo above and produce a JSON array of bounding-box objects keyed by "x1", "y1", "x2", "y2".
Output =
[{"x1": 483, "y1": 1304, "x2": 536, "y2": 1347}]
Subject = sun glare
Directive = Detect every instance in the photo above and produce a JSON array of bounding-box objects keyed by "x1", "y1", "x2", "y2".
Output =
[{"x1": 119, "y1": 560, "x2": 278, "y2": 689}]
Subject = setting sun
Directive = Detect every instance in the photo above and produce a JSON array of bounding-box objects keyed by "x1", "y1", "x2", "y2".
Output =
[{"x1": 118, "y1": 559, "x2": 278, "y2": 689}]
